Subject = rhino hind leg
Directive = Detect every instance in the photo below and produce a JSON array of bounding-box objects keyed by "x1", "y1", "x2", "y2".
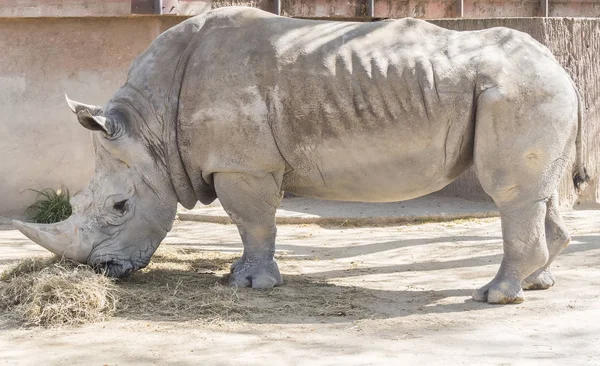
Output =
[
  {"x1": 522, "y1": 191, "x2": 570, "y2": 290},
  {"x1": 214, "y1": 172, "x2": 283, "y2": 288},
  {"x1": 471, "y1": 78, "x2": 576, "y2": 304},
  {"x1": 472, "y1": 200, "x2": 549, "y2": 304}
]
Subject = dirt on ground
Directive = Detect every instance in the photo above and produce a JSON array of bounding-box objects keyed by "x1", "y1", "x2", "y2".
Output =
[{"x1": 0, "y1": 210, "x2": 599, "y2": 365}]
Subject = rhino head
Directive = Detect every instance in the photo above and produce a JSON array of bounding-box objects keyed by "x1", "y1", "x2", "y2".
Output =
[{"x1": 13, "y1": 96, "x2": 181, "y2": 277}]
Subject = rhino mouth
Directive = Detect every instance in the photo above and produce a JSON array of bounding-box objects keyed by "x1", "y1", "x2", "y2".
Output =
[{"x1": 94, "y1": 259, "x2": 138, "y2": 278}]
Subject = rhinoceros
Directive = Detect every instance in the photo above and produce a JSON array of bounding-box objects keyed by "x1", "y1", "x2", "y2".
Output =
[{"x1": 13, "y1": 7, "x2": 588, "y2": 304}]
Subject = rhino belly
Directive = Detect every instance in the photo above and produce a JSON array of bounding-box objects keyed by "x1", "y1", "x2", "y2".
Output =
[
  {"x1": 281, "y1": 119, "x2": 475, "y2": 202},
  {"x1": 273, "y1": 68, "x2": 476, "y2": 202}
]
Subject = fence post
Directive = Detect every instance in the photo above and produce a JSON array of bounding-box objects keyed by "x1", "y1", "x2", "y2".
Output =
[
  {"x1": 367, "y1": 0, "x2": 375, "y2": 18},
  {"x1": 540, "y1": 0, "x2": 548, "y2": 16},
  {"x1": 456, "y1": 0, "x2": 464, "y2": 17},
  {"x1": 274, "y1": 0, "x2": 281, "y2": 15}
]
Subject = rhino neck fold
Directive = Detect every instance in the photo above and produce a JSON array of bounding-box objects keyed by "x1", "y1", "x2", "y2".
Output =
[
  {"x1": 166, "y1": 129, "x2": 199, "y2": 209},
  {"x1": 167, "y1": 33, "x2": 206, "y2": 209},
  {"x1": 112, "y1": 84, "x2": 199, "y2": 210},
  {"x1": 116, "y1": 18, "x2": 211, "y2": 210}
]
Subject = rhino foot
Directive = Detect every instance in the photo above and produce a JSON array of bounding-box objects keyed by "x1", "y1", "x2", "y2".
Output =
[
  {"x1": 472, "y1": 279, "x2": 524, "y2": 304},
  {"x1": 229, "y1": 255, "x2": 283, "y2": 289},
  {"x1": 522, "y1": 269, "x2": 555, "y2": 290}
]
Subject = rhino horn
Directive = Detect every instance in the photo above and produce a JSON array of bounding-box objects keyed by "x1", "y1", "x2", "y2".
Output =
[
  {"x1": 12, "y1": 218, "x2": 91, "y2": 263},
  {"x1": 64, "y1": 95, "x2": 103, "y2": 116}
]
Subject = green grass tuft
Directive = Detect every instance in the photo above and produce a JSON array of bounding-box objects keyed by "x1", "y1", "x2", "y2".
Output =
[{"x1": 25, "y1": 187, "x2": 72, "y2": 224}]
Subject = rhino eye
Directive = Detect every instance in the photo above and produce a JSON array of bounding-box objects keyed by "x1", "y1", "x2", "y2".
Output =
[{"x1": 113, "y1": 199, "x2": 128, "y2": 214}]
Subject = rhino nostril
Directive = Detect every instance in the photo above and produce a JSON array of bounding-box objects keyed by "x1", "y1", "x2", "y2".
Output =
[{"x1": 94, "y1": 260, "x2": 117, "y2": 276}]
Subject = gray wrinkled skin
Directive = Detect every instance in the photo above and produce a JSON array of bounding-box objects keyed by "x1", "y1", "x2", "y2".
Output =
[{"x1": 14, "y1": 7, "x2": 588, "y2": 304}]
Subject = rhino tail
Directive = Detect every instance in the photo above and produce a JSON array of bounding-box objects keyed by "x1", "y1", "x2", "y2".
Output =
[{"x1": 571, "y1": 83, "x2": 590, "y2": 192}]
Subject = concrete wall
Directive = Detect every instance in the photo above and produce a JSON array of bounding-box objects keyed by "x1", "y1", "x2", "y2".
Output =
[
  {"x1": 187, "y1": 0, "x2": 600, "y2": 18},
  {"x1": 0, "y1": 0, "x2": 134, "y2": 17},
  {"x1": 0, "y1": 16, "x2": 182, "y2": 217},
  {"x1": 0, "y1": 0, "x2": 599, "y2": 18},
  {"x1": 0, "y1": 15, "x2": 598, "y2": 216}
]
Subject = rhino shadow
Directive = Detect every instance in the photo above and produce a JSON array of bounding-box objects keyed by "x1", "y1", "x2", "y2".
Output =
[
  {"x1": 163, "y1": 234, "x2": 503, "y2": 261},
  {"x1": 115, "y1": 267, "x2": 481, "y2": 325},
  {"x1": 276, "y1": 195, "x2": 498, "y2": 229},
  {"x1": 112, "y1": 233, "x2": 599, "y2": 324}
]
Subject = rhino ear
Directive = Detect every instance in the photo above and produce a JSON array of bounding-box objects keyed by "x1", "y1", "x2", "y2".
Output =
[
  {"x1": 77, "y1": 109, "x2": 113, "y2": 135},
  {"x1": 65, "y1": 95, "x2": 113, "y2": 135},
  {"x1": 65, "y1": 95, "x2": 103, "y2": 116}
]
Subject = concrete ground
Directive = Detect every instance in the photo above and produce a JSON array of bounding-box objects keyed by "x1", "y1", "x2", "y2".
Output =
[{"x1": 1, "y1": 199, "x2": 599, "y2": 365}]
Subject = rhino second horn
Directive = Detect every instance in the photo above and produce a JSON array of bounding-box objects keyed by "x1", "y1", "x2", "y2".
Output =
[{"x1": 12, "y1": 218, "x2": 90, "y2": 263}]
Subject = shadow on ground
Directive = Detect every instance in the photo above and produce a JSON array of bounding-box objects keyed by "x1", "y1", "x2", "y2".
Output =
[
  {"x1": 112, "y1": 234, "x2": 600, "y2": 325},
  {"x1": 116, "y1": 267, "x2": 481, "y2": 325},
  {"x1": 111, "y1": 246, "x2": 483, "y2": 325},
  {"x1": 2, "y1": 231, "x2": 598, "y2": 328},
  {"x1": 162, "y1": 234, "x2": 503, "y2": 260}
]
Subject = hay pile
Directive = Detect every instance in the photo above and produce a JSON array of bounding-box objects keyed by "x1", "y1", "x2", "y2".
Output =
[
  {"x1": 0, "y1": 257, "x2": 117, "y2": 327},
  {"x1": 117, "y1": 246, "x2": 246, "y2": 323},
  {"x1": 0, "y1": 246, "x2": 371, "y2": 328},
  {"x1": 118, "y1": 246, "x2": 369, "y2": 324}
]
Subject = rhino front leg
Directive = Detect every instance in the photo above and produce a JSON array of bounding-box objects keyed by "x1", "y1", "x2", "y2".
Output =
[{"x1": 214, "y1": 172, "x2": 283, "y2": 288}]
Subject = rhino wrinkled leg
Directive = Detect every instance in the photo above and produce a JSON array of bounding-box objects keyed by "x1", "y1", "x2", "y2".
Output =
[
  {"x1": 230, "y1": 254, "x2": 245, "y2": 272},
  {"x1": 473, "y1": 201, "x2": 549, "y2": 304},
  {"x1": 522, "y1": 192, "x2": 570, "y2": 291},
  {"x1": 214, "y1": 172, "x2": 284, "y2": 289}
]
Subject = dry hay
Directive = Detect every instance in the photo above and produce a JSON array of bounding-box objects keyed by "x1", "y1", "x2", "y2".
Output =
[
  {"x1": 0, "y1": 257, "x2": 118, "y2": 327},
  {"x1": 0, "y1": 246, "x2": 371, "y2": 327},
  {"x1": 118, "y1": 246, "x2": 370, "y2": 324}
]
